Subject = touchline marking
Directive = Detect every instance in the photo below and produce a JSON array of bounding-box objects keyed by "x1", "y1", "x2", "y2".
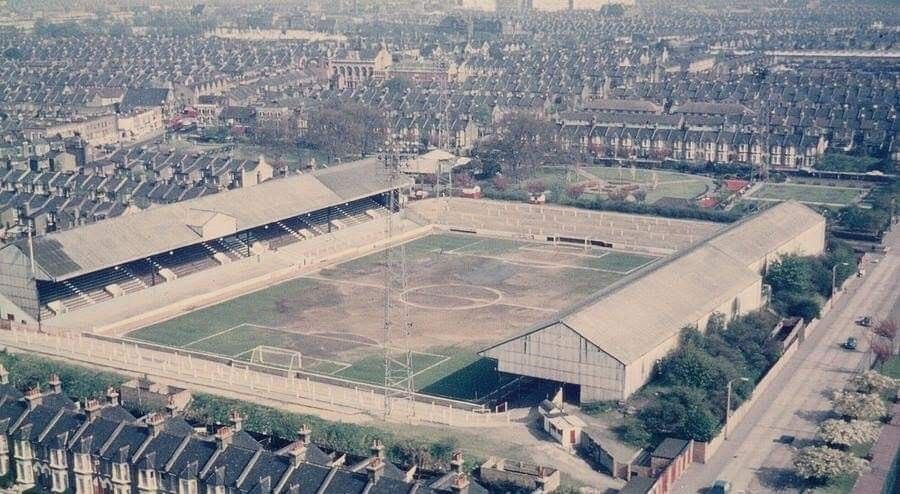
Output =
[{"x1": 183, "y1": 324, "x2": 244, "y2": 348}]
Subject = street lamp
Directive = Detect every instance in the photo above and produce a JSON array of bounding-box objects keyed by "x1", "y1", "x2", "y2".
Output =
[
  {"x1": 831, "y1": 262, "x2": 850, "y2": 307},
  {"x1": 725, "y1": 377, "x2": 750, "y2": 440}
]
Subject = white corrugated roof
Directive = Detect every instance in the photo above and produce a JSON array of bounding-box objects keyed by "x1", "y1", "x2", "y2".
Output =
[
  {"x1": 15, "y1": 158, "x2": 406, "y2": 280},
  {"x1": 482, "y1": 201, "x2": 824, "y2": 366}
]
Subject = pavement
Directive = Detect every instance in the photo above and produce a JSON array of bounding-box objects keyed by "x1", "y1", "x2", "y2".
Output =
[{"x1": 673, "y1": 227, "x2": 900, "y2": 493}]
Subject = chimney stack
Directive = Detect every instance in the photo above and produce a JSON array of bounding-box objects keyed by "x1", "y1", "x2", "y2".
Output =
[
  {"x1": 48, "y1": 373, "x2": 62, "y2": 394},
  {"x1": 165, "y1": 395, "x2": 178, "y2": 416},
  {"x1": 370, "y1": 439, "x2": 384, "y2": 460},
  {"x1": 0, "y1": 364, "x2": 9, "y2": 385},
  {"x1": 215, "y1": 426, "x2": 234, "y2": 451},
  {"x1": 105, "y1": 387, "x2": 119, "y2": 406},
  {"x1": 297, "y1": 424, "x2": 311, "y2": 446},
  {"x1": 146, "y1": 412, "x2": 166, "y2": 438},
  {"x1": 450, "y1": 450, "x2": 464, "y2": 474},
  {"x1": 450, "y1": 473, "x2": 470, "y2": 494},
  {"x1": 24, "y1": 386, "x2": 42, "y2": 409},
  {"x1": 83, "y1": 398, "x2": 102, "y2": 422},
  {"x1": 287, "y1": 442, "x2": 306, "y2": 468},
  {"x1": 229, "y1": 410, "x2": 244, "y2": 432},
  {"x1": 366, "y1": 457, "x2": 384, "y2": 484}
]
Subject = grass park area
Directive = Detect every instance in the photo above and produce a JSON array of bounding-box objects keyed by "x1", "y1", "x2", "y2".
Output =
[
  {"x1": 527, "y1": 165, "x2": 714, "y2": 204},
  {"x1": 126, "y1": 233, "x2": 657, "y2": 402},
  {"x1": 746, "y1": 183, "x2": 867, "y2": 206}
]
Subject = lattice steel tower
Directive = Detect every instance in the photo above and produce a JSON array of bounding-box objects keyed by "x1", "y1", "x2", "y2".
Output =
[{"x1": 379, "y1": 144, "x2": 415, "y2": 419}]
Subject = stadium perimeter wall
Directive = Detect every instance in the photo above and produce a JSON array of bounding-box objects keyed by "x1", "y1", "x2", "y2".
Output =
[{"x1": 407, "y1": 198, "x2": 723, "y2": 255}]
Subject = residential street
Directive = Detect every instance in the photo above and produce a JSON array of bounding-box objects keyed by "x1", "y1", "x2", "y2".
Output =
[{"x1": 674, "y1": 228, "x2": 900, "y2": 493}]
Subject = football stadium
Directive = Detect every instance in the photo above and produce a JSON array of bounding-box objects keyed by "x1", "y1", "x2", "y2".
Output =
[{"x1": 0, "y1": 158, "x2": 825, "y2": 408}]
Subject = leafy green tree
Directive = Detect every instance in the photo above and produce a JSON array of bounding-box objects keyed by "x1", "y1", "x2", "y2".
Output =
[
  {"x1": 837, "y1": 205, "x2": 889, "y2": 234},
  {"x1": 773, "y1": 292, "x2": 822, "y2": 320},
  {"x1": 659, "y1": 345, "x2": 738, "y2": 391},
  {"x1": 638, "y1": 386, "x2": 720, "y2": 441},
  {"x1": 615, "y1": 419, "x2": 652, "y2": 448},
  {"x1": 765, "y1": 254, "x2": 814, "y2": 295}
]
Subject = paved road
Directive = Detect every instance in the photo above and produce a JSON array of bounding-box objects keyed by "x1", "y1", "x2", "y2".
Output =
[{"x1": 674, "y1": 228, "x2": 900, "y2": 493}]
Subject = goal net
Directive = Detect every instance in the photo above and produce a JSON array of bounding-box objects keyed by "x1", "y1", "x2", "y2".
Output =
[{"x1": 249, "y1": 346, "x2": 302, "y2": 371}]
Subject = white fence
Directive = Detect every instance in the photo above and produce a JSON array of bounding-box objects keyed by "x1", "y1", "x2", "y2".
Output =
[{"x1": 0, "y1": 326, "x2": 513, "y2": 428}]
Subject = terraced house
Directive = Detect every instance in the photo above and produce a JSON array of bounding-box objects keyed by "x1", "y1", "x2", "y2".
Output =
[{"x1": 0, "y1": 367, "x2": 488, "y2": 494}]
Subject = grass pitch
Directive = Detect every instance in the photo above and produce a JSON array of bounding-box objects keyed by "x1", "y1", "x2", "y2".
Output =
[
  {"x1": 747, "y1": 183, "x2": 866, "y2": 206},
  {"x1": 126, "y1": 233, "x2": 658, "y2": 402}
]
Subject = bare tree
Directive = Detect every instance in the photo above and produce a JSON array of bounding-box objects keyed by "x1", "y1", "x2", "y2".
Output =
[{"x1": 477, "y1": 112, "x2": 560, "y2": 182}]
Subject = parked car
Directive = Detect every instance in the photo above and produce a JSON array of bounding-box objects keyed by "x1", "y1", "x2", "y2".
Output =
[
  {"x1": 843, "y1": 337, "x2": 858, "y2": 350},
  {"x1": 711, "y1": 480, "x2": 732, "y2": 494},
  {"x1": 856, "y1": 316, "x2": 872, "y2": 327}
]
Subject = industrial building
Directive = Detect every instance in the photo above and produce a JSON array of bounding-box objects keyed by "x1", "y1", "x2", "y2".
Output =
[
  {"x1": 481, "y1": 201, "x2": 826, "y2": 402},
  {"x1": 0, "y1": 159, "x2": 408, "y2": 325}
]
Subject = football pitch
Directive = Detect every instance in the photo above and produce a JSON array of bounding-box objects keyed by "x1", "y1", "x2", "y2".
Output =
[
  {"x1": 125, "y1": 233, "x2": 659, "y2": 402},
  {"x1": 746, "y1": 183, "x2": 866, "y2": 206}
]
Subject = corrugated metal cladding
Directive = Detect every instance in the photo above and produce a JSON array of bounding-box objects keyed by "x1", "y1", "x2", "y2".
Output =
[
  {"x1": 1, "y1": 158, "x2": 409, "y2": 282},
  {"x1": 0, "y1": 246, "x2": 40, "y2": 321},
  {"x1": 481, "y1": 201, "x2": 826, "y2": 401}
]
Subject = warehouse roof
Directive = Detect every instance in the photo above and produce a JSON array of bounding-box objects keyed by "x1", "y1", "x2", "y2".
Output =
[
  {"x1": 561, "y1": 243, "x2": 760, "y2": 363},
  {"x1": 705, "y1": 200, "x2": 825, "y2": 269},
  {"x1": 482, "y1": 201, "x2": 824, "y2": 366},
  {"x1": 6, "y1": 158, "x2": 407, "y2": 281}
]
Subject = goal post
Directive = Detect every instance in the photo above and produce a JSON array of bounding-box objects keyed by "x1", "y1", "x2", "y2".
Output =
[{"x1": 249, "y1": 345, "x2": 302, "y2": 371}]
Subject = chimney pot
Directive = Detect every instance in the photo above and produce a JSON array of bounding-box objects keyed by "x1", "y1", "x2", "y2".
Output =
[
  {"x1": 24, "y1": 386, "x2": 42, "y2": 409},
  {"x1": 146, "y1": 412, "x2": 165, "y2": 437},
  {"x1": 451, "y1": 473, "x2": 470, "y2": 494},
  {"x1": 83, "y1": 398, "x2": 101, "y2": 420},
  {"x1": 215, "y1": 426, "x2": 234, "y2": 450},
  {"x1": 370, "y1": 439, "x2": 385, "y2": 459},
  {"x1": 105, "y1": 387, "x2": 119, "y2": 406},
  {"x1": 48, "y1": 373, "x2": 62, "y2": 394},
  {"x1": 229, "y1": 410, "x2": 244, "y2": 432},
  {"x1": 450, "y1": 450, "x2": 464, "y2": 474},
  {"x1": 366, "y1": 457, "x2": 384, "y2": 483},
  {"x1": 297, "y1": 424, "x2": 311, "y2": 446}
]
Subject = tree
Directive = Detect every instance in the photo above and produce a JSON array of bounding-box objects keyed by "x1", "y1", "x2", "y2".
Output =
[
  {"x1": 659, "y1": 345, "x2": 737, "y2": 392},
  {"x1": 837, "y1": 205, "x2": 889, "y2": 234},
  {"x1": 565, "y1": 184, "x2": 585, "y2": 200},
  {"x1": 870, "y1": 338, "x2": 893, "y2": 371},
  {"x1": 303, "y1": 101, "x2": 386, "y2": 161},
  {"x1": 773, "y1": 292, "x2": 822, "y2": 320},
  {"x1": 615, "y1": 419, "x2": 651, "y2": 448},
  {"x1": 526, "y1": 180, "x2": 546, "y2": 195},
  {"x1": 794, "y1": 446, "x2": 868, "y2": 482},
  {"x1": 638, "y1": 386, "x2": 720, "y2": 442},
  {"x1": 765, "y1": 254, "x2": 814, "y2": 295},
  {"x1": 816, "y1": 419, "x2": 880, "y2": 448},
  {"x1": 832, "y1": 390, "x2": 888, "y2": 421},
  {"x1": 476, "y1": 112, "x2": 559, "y2": 181},
  {"x1": 491, "y1": 174, "x2": 509, "y2": 191},
  {"x1": 849, "y1": 370, "x2": 898, "y2": 395},
  {"x1": 871, "y1": 319, "x2": 897, "y2": 345}
]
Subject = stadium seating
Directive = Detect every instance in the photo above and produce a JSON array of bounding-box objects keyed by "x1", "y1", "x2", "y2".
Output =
[{"x1": 36, "y1": 196, "x2": 395, "y2": 319}]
